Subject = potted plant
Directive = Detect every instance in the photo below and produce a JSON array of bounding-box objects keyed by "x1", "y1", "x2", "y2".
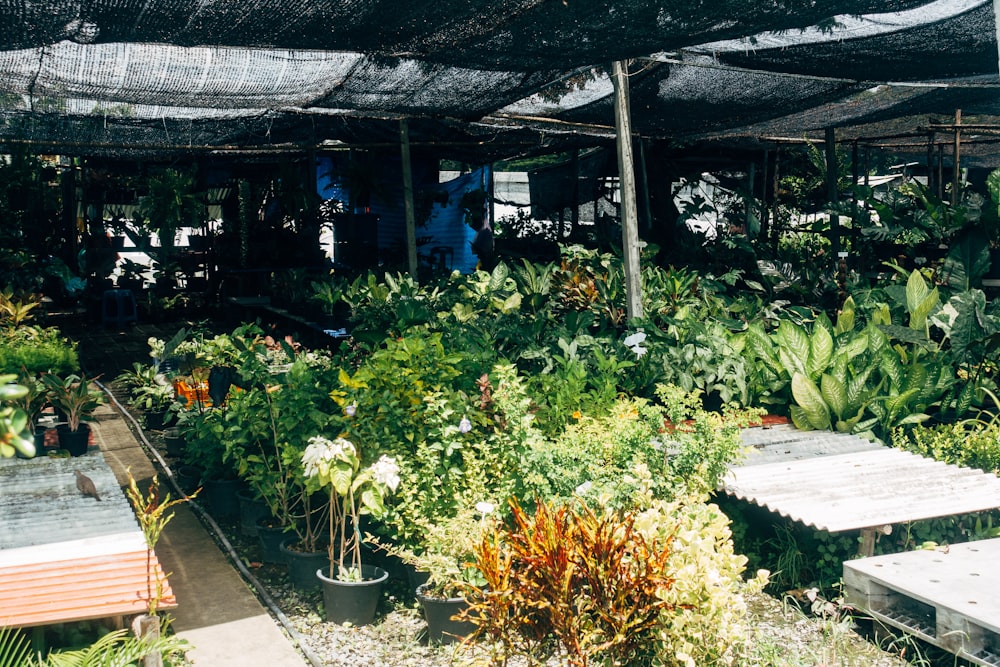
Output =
[
  {"x1": 9, "y1": 369, "x2": 51, "y2": 450},
  {"x1": 301, "y1": 435, "x2": 399, "y2": 625},
  {"x1": 42, "y1": 372, "x2": 104, "y2": 456},
  {"x1": 116, "y1": 257, "x2": 147, "y2": 293},
  {"x1": 0, "y1": 373, "x2": 38, "y2": 459},
  {"x1": 115, "y1": 362, "x2": 175, "y2": 430},
  {"x1": 372, "y1": 505, "x2": 489, "y2": 644}
]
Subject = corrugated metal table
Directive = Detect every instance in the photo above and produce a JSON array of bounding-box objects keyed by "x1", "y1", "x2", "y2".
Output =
[
  {"x1": 725, "y1": 425, "x2": 1000, "y2": 556},
  {"x1": 0, "y1": 448, "x2": 175, "y2": 627}
]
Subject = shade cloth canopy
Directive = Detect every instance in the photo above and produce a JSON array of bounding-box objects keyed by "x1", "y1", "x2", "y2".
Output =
[{"x1": 0, "y1": 0, "x2": 995, "y2": 162}]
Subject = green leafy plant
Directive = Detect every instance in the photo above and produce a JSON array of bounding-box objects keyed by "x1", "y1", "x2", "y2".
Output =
[
  {"x1": 221, "y1": 343, "x2": 337, "y2": 552},
  {"x1": 370, "y1": 504, "x2": 490, "y2": 599},
  {"x1": 8, "y1": 368, "x2": 49, "y2": 427},
  {"x1": 0, "y1": 325, "x2": 79, "y2": 376},
  {"x1": 301, "y1": 435, "x2": 400, "y2": 581},
  {"x1": 0, "y1": 373, "x2": 36, "y2": 458},
  {"x1": 42, "y1": 373, "x2": 104, "y2": 432}
]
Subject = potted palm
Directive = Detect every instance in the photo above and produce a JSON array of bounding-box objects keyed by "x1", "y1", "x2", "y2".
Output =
[
  {"x1": 301, "y1": 435, "x2": 399, "y2": 625},
  {"x1": 42, "y1": 373, "x2": 104, "y2": 456}
]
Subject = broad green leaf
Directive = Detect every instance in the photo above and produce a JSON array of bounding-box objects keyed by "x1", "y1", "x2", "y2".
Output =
[
  {"x1": 820, "y1": 373, "x2": 847, "y2": 421},
  {"x1": 871, "y1": 303, "x2": 892, "y2": 327},
  {"x1": 897, "y1": 413, "x2": 930, "y2": 426},
  {"x1": 500, "y1": 292, "x2": 522, "y2": 313},
  {"x1": 807, "y1": 326, "x2": 833, "y2": 379},
  {"x1": 791, "y1": 372, "x2": 831, "y2": 430},
  {"x1": 884, "y1": 387, "x2": 919, "y2": 414},
  {"x1": 789, "y1": 405, "x2": 813, "y2": 431},
  {"x1": 488, "y1": 262, "x2": 509, "y2": 291},
  {"x1": 847, "y1": 366, "x2": 876, "y2": 408},
  {"x1": 867, "y1": 324, "x2": 888, "y2": 356},
  {"x1": 906, "y1": 270, "x2": 939, "y2": 332},
  {"x1": 956, "y1": 382, "x2": 977, "y2": 415},
  {"x1": 904, "y1": 363, "x2": 928, "y2": 395},
  {"x1": 936, "y1": 290, "x2": 990, "y2": 359},
  {"x1": 905, "y1": 269, "x2": 929, "y2": 313},
  {"x1": 938, "y1": 231, "x2": 991, "y2": 291},
  {"x1": 776, "y1": 321, "x2": 810, "y2": 376},
  {"x1": 834, "y1": 296, "x2": 856, "y2": 335},
  {"x1": 839, "y1": 333, "x2": 869, "y2": 360},
  {"x1": 329, "y1": 461, "x2": 354, "y2": 496}
]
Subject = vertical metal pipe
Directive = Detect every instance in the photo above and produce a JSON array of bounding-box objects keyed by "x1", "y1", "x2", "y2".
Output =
[
  {"x1": 612, "y1": 60, "x2": 643, "y2": 320},
  {"x1": 399, "y1": 119, "x2": 418, "y2": 280}
]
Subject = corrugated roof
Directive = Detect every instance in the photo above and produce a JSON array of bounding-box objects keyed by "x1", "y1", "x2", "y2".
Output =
[
  {"x1": 738, "y1": 424, "x2": 884, "y2": 467},
  {"x1": 0, "y1": 449, "x2": 175, "y2": 627},
  {"x1": 725, "y1": 428, "x2": 1000, "y2": 533}
]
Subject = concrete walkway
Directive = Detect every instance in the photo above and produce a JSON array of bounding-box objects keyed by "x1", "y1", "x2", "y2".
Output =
[{"x1": 93, "y1": 403, "x2": 308, "y2": 666}]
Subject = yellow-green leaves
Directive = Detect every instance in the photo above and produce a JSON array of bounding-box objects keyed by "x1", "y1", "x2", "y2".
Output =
[
  {"x1": 790, "y1": 372, "x2": 830, "y2": 431},
  {"x1": 905, "y1": 269, "x2": 939, "y2": 334}
]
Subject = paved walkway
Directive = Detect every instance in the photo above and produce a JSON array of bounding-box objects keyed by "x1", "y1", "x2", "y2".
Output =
[
  {"x1": 49, "y1": 315, "x2": 310, "y2": 664},
  {"x1": 60, "y1": 308, "x2": 310, "y2": 666},
  {"x1": 94, "y1": 402, "x2": 308, "y2": 666}
]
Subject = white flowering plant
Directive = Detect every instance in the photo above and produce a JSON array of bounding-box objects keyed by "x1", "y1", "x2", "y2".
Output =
[{"x1": 302, "y1": 435, "x2": 400, "y2": 581}]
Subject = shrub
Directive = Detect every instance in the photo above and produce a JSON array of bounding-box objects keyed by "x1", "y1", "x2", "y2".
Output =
[
  {"x1": 635, "y1": 497, "x2": 769, "y2": 667},
  {"x1": 465, "y1": 496, "x2": 767, "y2": 667},
  {"x1": 891, "y1": 419, "x2": 1000, "y2": 474},
  {"x1": 465, "y1": 498, "x2": 674, "y2": 667},
  {"x1": 0, "y1": 325, "x2": 78, "y2": 375}
]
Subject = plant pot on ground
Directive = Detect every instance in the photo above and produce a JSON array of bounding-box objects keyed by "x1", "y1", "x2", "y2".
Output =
[
  {"x1": 415, "y1": 583, "x2": 476, "y2": 645},
  {"x1": 281, "y1": 537, "x2": 330, "y2": 591},
  {"x1": 317, "y1": 565, "x2": 389, "y2": 625},
  {"x1": 42, "y1": 373, "x2": 104, "y2": 457},
  {"x1": 163, "y1": 427, "x2": 186, "y2": 457}
]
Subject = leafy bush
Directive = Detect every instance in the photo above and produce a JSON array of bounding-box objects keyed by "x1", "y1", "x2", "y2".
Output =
[
  {"x1": 0, "y1": 325, "x2": 78, "y2": 375},
  {"x1": 635, "y1": 498, "x2": 769, "y2": 667},
  {"x1": 892, "y1": 419, "x2": 1000, "y2": 475},
  {"x1": 466, "y1": 496, "x2": 767, "y2": 667},
  {"x1": 466, "y1": 498, "x2": 675, "y2": 666}
]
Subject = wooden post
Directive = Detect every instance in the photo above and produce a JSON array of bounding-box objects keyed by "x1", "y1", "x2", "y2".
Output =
[
  {"x1": 825, "y1": 128, "x2": 840, "y2": 259},
  {"x1": 952, "y1": 109, "x2": 962, "y2": 206},
  {"x1": 571, "y1": 149, "x2": 580, "y2": 233},
  {"x1": 132, "y1": 614, "x2": 162, "y2": 667},
  {"x1": 399, "y1": 119, "x2": 418, "y2": 281},
  {"x1": 937, "y1": 143, "x2": 944, "y2": 200},
  {"x1": 995, "y1": 0, "x2": 1000, "y2": 78},
  {"x1": 926, "y1": 132, "x2": 935, "y2": 195},
  {"x1": 760, "y1": 149, "x2": 770, "y2": 242},
  {"x1": 611, "y1": 60, "x2": 643, "y2": 320},
  {"x1": 639, "y1": 138, "x2": 653, "y2": 233}
]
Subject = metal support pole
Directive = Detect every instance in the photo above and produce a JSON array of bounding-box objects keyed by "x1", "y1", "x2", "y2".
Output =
[
  {"x1": 825, "y1": 127, "x2": 840, "y2": 258},
  {"x1": 952, "y1": 109, "x2": 962, "y2": 206},
  {"x1": 399, "y1": 119, "x2": 418, "y2": 280},
  {"x1": 611, "y1": 60, "x2": 643, "y2": 320}
]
